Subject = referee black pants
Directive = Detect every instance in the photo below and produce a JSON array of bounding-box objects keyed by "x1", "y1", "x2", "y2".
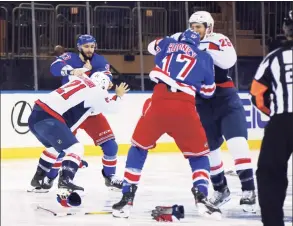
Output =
[{"x1": 256, "y1": 113, "x2": 293, "y2": 226}]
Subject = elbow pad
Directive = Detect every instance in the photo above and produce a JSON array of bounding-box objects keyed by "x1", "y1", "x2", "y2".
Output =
[{"x1": 61, "y1": 65, "x2": 74, "y2": 76}]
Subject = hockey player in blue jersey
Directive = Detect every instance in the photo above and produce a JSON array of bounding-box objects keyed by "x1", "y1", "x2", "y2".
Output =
[
  {"x1": 112, "y1": 29, "x2": 221, "y2": 220},
  {"x1": 35, "y1": 35, "x2": 123, "y2": 191},
  {"x1": 170, "y1": 11, "x2": 256, "y2": 213},
  {"x1": 50, "y1": 35, "x2": 112, "y2": 84}
]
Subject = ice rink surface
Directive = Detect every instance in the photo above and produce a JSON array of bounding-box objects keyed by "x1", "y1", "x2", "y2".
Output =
[{"x1": 1, "y1": 151, "x2": 292, "y2": 226}]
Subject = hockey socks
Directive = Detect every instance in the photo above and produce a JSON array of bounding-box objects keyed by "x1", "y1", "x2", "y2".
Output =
[
  {"x1": 211, "y1": 171, "x2": 228, "y2": 191},
  {"x1": 38, "y1": 147, "x2": 59, "y2": 173},
  {"x1": 46, "y1": 150, "x2": 89, "y2": 180},
  {"x1": 61, "y1": 159, "x2": 79, "y2": 180},
  {"x1": 47, "y1": 152, "x2": 65, "y2": 179},
  {"x1": 122, "y1": 146, "x2": 148, "y2": 193},
  {"x1": 227, "y1": 137, "x2": 255, "y2": 191},
  {"x1": 188, "y1": 156, "x2": 210, "y2": 197},
  {"x1": 210, "y1": 163, "x2": 255, "y2": 192},
  {"x1": 60, "y1": 143, "x2": 84, "y2": 180},
  {"x1": 100, "y1": 140, "x2": 118, "y2": 176},
  {"x1": 236, "y1": 168, "x2": 255, "y2": 191}
]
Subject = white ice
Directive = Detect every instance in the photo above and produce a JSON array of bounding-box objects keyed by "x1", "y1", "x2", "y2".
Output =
[{"x1": 1, "y1": 151, "x2": 292, "y2": 226}]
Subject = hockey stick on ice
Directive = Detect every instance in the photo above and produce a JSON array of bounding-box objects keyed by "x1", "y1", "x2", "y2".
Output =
[{"x1": 36, "y1": 205, "x2": 112, "y2": 216}]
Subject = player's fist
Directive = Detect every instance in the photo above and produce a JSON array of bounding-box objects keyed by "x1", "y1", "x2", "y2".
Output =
[
  {"x1": 54, "y1": 45, "x2": 65, "y2": 56},
  {"x1": 83, "y1": 60, "x2": 92, "y2": 71},
  {"x1": 115, "y1": 82, "x2": 130, "y2": 97}
]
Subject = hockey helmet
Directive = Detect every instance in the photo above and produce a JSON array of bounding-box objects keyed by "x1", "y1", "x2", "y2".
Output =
[
  {"x1": 180, "y1": 29, "x2": 201, "y2": 46},
  {"x1": 189, "y1": 11, "x2": 214, "y2": 38},
  {"x1": 77, "y1": 34, "x2": 96, "y2": 51},
  {"x1": 77, "y1": 34, "x2": 97, "y2": 61},
  {"x1": 91, "y1": 72, "x2": 111, "y2": 90}
]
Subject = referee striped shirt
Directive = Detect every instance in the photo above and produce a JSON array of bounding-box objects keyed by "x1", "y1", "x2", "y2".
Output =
[{"x1": 250, "y1": 41, "x2": 293, "y2": 116}]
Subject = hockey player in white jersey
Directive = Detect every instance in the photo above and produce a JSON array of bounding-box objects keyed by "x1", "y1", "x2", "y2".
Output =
[
  {"x1": 28, "y1": 72, "x2": 129, "y2": 206},
  {"x1": 168, "y1": 11, "x2": 256, "y2": 212}
]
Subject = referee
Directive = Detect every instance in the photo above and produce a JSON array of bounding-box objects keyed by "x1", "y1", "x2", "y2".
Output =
[{"x1": 250, "y1": 10, "x2": 293, "y2": 226}]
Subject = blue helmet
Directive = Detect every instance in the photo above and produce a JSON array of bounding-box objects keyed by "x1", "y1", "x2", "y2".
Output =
[
  {"x1": 180, "y1": 29, "x2": 200, "y2": 46},
  {"x1": 77, "y1": 34, "x2": 96, "y2": 51}
]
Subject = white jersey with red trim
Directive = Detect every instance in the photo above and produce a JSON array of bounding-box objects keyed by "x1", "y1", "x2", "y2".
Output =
[
  {"x1": 37, "y1": 76, "x2": 120, "y2": 131},
  {"x1": 199, "y1": 33, "x2": 237, "y2": 69},
  {"x1": 199, "y1": 32, "x2": 237, "y2": 86}
]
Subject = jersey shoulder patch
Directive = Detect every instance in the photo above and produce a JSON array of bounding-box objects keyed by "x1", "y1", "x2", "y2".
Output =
[
  {"x1": 59, "y1": 52, "x2": 78, "y2": 61},
  {"x1": 209, "y1": 32, "x2": 228, "y2": 40},
  {"x1": 204, "y1": 33, "x2": 230, "y2": 44}
]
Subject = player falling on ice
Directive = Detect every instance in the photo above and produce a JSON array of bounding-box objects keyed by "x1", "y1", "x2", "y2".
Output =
[
  {"x1": 28, "y1": 72, "x2": 129, "y2": 206},
  {"x1": 29, "y1": 35, "x2": 124, "y2": 192},
  {"x1": 112, "y1": 29, "x2": 221, "y2": 220},
  {"x1": 171, "y1": 11, "x2": 256, "y2": 212}
]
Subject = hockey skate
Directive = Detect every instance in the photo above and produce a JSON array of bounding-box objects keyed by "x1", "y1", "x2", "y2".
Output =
[
  {"x1": 42, "y1": 176, "x2": 56, "y2": 189},
  {"x1": 102, "y1": 169, "x2": 123, "y2": 191},
  {"x1": 192, "y1": 187, "x2": 222, "y2": 219},
  {"x1": 29, "y1": 159, "x2": 88, "y2": 193},
  {"x1": 112, "y1": 184, "x2": 137, "y2": 218},
  {"x1": 209, "y1": 186, "x2": 231, "y2": 207},
  {"x1": 240, "y1": 190, "x2": 256, "y2": 213},
  {"x1": 27, "y1": 169, "x2": 53, "y2": 193},
  {"x1": 57, "y1": 171, "x2": 84, "y2": 194}
]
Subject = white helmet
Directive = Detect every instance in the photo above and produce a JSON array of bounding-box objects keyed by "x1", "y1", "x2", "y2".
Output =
[
  {"x1": 189, "y1": 11, "x2": 214, "y2": 39},
  {"x1": 90, "y1": 72, "x2": 111, "y2": 90}
]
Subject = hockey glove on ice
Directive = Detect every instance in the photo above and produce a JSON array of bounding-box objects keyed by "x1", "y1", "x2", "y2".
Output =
[
  {"x1": 151, "y1": 205, "x2": 185, "y2": 222},
  {"x1": 57, "y1": 191, "x2": 82, "y2": 207}
]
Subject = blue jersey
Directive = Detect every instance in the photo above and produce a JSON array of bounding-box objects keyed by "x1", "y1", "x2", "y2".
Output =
[
  {"x1": 150, "y1": 38, "x2": 216, "y2": 98},
  {"x1": 170, "y1": 32, "x2": 237, "y2": 90},
  {"x1": 50, "y1": 52, "x2": 112, "y2": 85}
]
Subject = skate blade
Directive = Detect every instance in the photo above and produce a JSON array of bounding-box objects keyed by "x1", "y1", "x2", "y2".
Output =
[
  {"x1": 112, "y1": 209, "x2": 130, "y2": 218},
  {"x1": 27, "y1": 186, "x2": 49, "y2": 193},
  {"x1": 108, "y1": 187, "x2": 122, "y2": 192},
  {"x1": 241, "y1": 204, "x2": 257, "y2": 213},
  {"x1": 197, "y1": 203, "x2": 222, "y2": 220},
  {"x1": 112, "y1": 204, "x2": 132, "y2": 218},
  {"x1": 215, "y1": 196, "x2": 231, "y2": 208}
]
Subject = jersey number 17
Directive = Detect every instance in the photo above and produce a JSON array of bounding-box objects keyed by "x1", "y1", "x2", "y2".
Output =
[{"x1": 162, "y1": 54, "x2": 197, "y2": 80}]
